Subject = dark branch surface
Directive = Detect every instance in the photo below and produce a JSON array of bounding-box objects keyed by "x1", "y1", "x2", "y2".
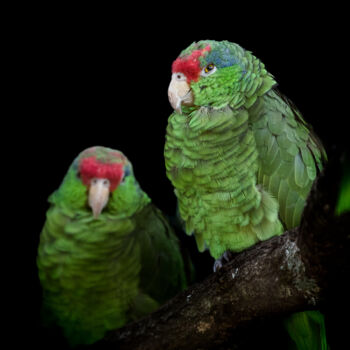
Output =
[{"x1": 92, "y1": 152, "x2": 350, "y2": 350}]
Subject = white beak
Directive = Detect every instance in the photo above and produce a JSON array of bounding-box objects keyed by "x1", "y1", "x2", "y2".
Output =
[
  {"x1": 168, "y1": 73, "x2": 194, "y2": 113},
  {"x1": 88, "y1": 178, "x2": 110, "y2": 218}
]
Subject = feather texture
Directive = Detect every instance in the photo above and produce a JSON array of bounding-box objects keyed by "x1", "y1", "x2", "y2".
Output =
[
  {"x1": 166, "y1": 40, "x2": 328, "y2": 350},
  {"x1": 251, "y1": 89, "x2": 325, "y2": 229},
  {"x1": 166, "y1": 106, "x2": 283, "y2": 258},
  {"x1": 38, "y1": 149, "x2": 187, "y2": 346}
]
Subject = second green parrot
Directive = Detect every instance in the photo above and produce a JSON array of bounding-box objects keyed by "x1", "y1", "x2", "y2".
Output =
[
  {"x1": 37, "y1": 146, "x2": 187, "y2": 346},
  {"x1": 165, "y1": 40, "x2": 328, "y2": 349}
]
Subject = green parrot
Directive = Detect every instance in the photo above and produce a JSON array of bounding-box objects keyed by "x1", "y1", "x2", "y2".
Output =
[
  {"x1": 37, "y1": 146, "x2": 187, "y2": 346},
  {"x1": 165, "y1": 40, "x2": 328, "y2": 349}
]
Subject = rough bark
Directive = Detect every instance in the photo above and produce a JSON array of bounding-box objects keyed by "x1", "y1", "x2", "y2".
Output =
[{"x1": 93, "y1": 151, "x2": 349, "y2": 350}]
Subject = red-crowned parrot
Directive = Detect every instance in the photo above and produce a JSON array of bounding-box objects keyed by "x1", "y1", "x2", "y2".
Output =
[
  {"x1": 37, "y1": 146, "x2": 187, "y2": 346},
  {"x1": 165, "y1": 40, "x2": 328, "y2": 350}
]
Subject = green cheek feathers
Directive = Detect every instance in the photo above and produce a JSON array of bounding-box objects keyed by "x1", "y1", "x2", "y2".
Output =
[
  {"x1": 49, "y1": 169, "x2": 88, "y2": 212},
  {"x1": 191, "y1": 66, "x2": 243, "y2": 108},
  {"x1": 108, "y1": 176, "x2": 151, "y2": 216}
]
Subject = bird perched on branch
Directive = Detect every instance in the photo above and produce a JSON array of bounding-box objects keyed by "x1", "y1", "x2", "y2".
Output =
[{"x1": 165, "y1": 39, "x2": 328, "y2": 350}]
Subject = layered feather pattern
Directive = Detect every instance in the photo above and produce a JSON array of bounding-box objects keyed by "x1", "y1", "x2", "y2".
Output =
[
  {"x1": 166, "y1": 105, "x2": 283, "y2": 258},
  {"x1": 37, "y1": 147, "x2": 187, "y2": 346},
  {"x1": 165, "y1": 40, "x2": 328, "y2": 350}
]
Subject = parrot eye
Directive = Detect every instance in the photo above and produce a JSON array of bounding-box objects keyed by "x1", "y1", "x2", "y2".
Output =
[
  {"x1": 90, "y1": 178, "x2": 110, "y2": 187},
  {"x1": 173, "y1": 72, "x2": 186, "y2": 81},
  {"x1": 201, "y1": 63, "x2": 216, "y2": 77},
  {"x1": 121, "y1": 166, "x2": 131, "y2": 183}
]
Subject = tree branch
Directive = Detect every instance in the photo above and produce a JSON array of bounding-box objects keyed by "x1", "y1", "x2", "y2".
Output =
[{"x1": 93, "y1": 151, "x2": 350, "y2": 350}]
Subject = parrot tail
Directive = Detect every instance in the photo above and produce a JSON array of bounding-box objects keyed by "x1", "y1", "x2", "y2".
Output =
[
  {"x1": 284, "y1": 310, "x2": 328, "y2": 350},
  {"x1": 335, "y1": 152, "x2": 350, "y2": 216}
]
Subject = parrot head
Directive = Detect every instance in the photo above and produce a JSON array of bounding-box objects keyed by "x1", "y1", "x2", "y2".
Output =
[
  {"x1": 52, "y1": 146, "x2": 149, "y2": 218},
  {"x1": 77, "y1": 147, "x2": 130, "y2": 218},
  {"x1": 168, "y1": 40, "x2": 273, "y2": 113}
]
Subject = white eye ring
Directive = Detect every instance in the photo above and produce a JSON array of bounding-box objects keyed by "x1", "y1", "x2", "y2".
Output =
[
  {"x1": 200, "y1": 64, "x2": 217, "y2": 77},
  {"x1": 172, "y1": 72, "x2": 186, "y2": 81}
]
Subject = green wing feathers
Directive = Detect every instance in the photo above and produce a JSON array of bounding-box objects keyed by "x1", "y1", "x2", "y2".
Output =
[
  {"x1": 136, "y1": 204, "x2": 187, "y2": 304},
  {"x1": 251, "y1": 89, "x2": 326, "y2": 229},
  {"x1": 250, "y1": 89, "x2": 328, "y2": 350}
]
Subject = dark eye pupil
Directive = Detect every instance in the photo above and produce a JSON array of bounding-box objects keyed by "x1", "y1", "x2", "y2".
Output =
[{"x1": 205, "y1": 64, "x2": 214, "y2": 73}]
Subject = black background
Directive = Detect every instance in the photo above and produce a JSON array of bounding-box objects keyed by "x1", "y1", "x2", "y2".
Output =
[{"x1": 11, "y1": 5, "x2": 348, "y2": 349}]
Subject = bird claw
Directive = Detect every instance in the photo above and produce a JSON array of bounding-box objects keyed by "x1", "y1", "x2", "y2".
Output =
[
  {"x1": 213, "y1": 250, "x2": 235, "y2": 272},
  {"x1": 213, "y1": 259, "x2": 223, "y2": 272}
]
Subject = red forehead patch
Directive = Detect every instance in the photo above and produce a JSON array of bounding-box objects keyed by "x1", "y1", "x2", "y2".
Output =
[
  {"x1": 79, "y1": 156, "x2": 124, "y2": 191},
  {"x1": 172, "y1": 45, "x2": 211, "y2": 83}
]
